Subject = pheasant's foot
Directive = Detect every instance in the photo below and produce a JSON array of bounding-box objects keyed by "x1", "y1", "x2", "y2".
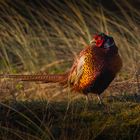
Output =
[
  {"x1": 96, "y1": 95, "x2": 111, "y2": 114},
  {"x1": 97, "y1": 94, "x2": 104, "y2": 105},
  {"x1": 84, "y1": 95, "x2": 89, "y2": 111}
]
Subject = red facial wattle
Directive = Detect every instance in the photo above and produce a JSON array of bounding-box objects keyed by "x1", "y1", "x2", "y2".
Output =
[
  {"x1": 94, "y1": 35, "x2": 104, "y2": 47},
  {"x1": 96, "y1": 38, "x2": 104, "y2": 47}
]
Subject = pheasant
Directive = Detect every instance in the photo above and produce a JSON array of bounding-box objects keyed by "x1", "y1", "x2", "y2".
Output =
[{"x1": 0, "y1": 33, "x2": 122, "y2": 103}]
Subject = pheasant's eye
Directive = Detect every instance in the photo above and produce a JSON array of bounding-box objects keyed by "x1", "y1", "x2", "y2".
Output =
[
  {"x1": 94, "y1": 36, "x2": 104, "y2": 47},
  {"x1": 97, "y1": 36, "x2": 102, "y2": 40},
  {"x1": 91, "y1": 35, "x2": 104, "y2": 47}
]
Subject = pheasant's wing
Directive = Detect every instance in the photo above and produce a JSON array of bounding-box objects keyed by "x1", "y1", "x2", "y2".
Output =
[{"x1": 68, "y1": 55, "x2": 85, "y2": 85}]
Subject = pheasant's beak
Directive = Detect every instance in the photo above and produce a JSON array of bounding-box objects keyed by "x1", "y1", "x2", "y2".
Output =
[{"x1": 90, "y1": 38, "x2": 96, "y2": 44}]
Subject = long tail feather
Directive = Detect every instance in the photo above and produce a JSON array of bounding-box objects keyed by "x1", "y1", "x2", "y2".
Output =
[{"x1": 0, "y1": 73, "x2": 69, "y2": 83}]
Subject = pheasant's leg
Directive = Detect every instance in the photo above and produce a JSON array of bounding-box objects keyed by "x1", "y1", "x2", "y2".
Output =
[
  {"x1": 97, "y1": 94, "x2": 111, "y2": 113},
  {"x1": 84, "y1": 95, "x2": 90, "y2": 110},
  {"x1": 86, "y1": 94, "x2": 91, "y2": 102},
  {"x1": 97, "y1": 94, "x2": 104, "y2": 105}
]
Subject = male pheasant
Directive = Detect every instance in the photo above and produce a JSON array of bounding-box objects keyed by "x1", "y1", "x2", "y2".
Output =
[{"x1": 0, "y1": 33, "x2": 122, "y2": 103}]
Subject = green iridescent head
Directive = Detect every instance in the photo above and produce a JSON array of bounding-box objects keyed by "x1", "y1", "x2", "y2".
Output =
[{"x1": 90, "y1": 33, "x2": 115, "y2": 48}]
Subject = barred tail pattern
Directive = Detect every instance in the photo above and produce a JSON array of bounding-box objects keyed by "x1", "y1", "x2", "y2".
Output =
[{"x1": 0, "y1": 73, "x2": 69, "y2": 83}]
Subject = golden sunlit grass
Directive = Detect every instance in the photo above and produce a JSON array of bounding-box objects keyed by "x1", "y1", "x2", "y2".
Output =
[{"x1": 0, "y1": 0, "x2": 140, "y2": 139}]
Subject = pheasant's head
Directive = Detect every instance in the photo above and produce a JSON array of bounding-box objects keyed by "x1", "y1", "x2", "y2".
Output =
[{"x1": 90, "y1": 33, "x2": 115, "y2": 48}]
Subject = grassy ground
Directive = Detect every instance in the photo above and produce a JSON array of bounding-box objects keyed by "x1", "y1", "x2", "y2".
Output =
[
  {"x1": 0, "y1": 0, "x2": 140, "y2": 140},
  {"x1": 0, "y1": 96, "x2": 140, "y2": 140}
]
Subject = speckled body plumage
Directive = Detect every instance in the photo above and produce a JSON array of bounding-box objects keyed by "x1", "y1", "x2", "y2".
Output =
[{"x1": 68, "y1": 44, "x2": 122, "y2": 95}]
